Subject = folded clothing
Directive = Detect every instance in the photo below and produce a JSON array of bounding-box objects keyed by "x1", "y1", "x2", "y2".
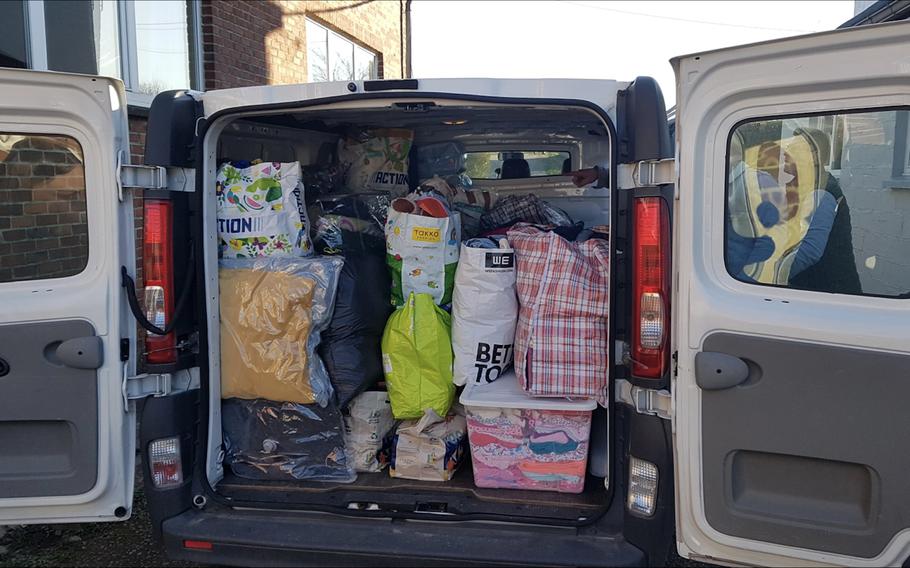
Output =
[{"x1": 222, "y1": 398, "x2": 356, "y2": 483}]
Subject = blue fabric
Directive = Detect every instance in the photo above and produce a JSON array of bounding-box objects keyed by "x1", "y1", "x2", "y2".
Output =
[{"x1": 790, "y1": 190, "x2": 838, "y2": 279}]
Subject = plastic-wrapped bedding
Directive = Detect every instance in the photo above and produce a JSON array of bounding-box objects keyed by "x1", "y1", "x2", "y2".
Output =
[
  {"x1": 218, "y1": 256, "x2": 343, "y2": 407},
  {"x1": 222, "y1": 398, "x2": 356, "y2": 482}
]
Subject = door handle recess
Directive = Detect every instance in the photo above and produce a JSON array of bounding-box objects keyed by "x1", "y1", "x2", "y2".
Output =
[
  {"x1": 55, "y1": 336, "x2": 104, "y2": 370},
  {"x1": 695, "y1": 351, "x2": 750, "y2": 390}
]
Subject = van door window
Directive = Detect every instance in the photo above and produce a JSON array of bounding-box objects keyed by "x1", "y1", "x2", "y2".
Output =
[
  {"x1": 0, "y1": 134, "x2": 88, "y2": 283},
  {"x1": 725, "y1": 109, "x2": 910, "y2": 297}
]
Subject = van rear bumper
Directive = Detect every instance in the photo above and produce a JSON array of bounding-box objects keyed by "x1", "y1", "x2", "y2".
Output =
[{"x1": 161, "y1": 506, "x2": 645, "y2": 567}]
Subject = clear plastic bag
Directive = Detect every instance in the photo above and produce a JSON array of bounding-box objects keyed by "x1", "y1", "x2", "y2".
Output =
[
  {"x1": 312, "y1": 193, "x2": 390, "y2": 255},
  {"x1": 222, "y1": 398, "x2": 356, "y2": 482},
  {"x1": 218, "y1": 255, "x2": 344, "y2": 407}
]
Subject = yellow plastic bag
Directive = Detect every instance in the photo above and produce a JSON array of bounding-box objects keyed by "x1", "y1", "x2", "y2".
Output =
[{"x1": 381, "y1": 292, "x2": 454, "y2": 419}]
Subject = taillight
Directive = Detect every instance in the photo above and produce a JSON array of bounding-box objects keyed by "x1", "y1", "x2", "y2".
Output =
[
  {"x1": 148, "y1": 436, "x2": 183, "y2": 488},
  {"x1": 143, "y1": 199, "x2": 176, "y2": 364},
  {"x1": 631, "y1": 197, "x2": 670, "y2": 379}
]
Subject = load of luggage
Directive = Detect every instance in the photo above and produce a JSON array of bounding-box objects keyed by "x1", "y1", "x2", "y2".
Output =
[{"x1": 215, "y1": 128, "x2": 609, "y2": 493}]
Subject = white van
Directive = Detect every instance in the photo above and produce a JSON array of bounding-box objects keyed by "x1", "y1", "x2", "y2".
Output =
[{"x1": 1, "y1": 20, "x2": 909, "y2": 567}]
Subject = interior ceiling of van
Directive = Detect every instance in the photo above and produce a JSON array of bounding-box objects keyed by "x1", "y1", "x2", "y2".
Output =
[{"x1": 246, "y1": 105, "x2": 610, "y2": 142}]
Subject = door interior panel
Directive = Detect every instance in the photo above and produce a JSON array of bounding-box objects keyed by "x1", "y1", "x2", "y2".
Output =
[
  {"x1": 0, "y1": 320, "x2": 98, "y2": 498},
  {"x1": 701, "y1": 333, "x2": 910, "y2": 558}
]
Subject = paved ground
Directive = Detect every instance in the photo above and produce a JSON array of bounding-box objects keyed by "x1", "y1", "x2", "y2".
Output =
[{"x1": 0, "y1": 465, "x2": 704, "y2": 567}]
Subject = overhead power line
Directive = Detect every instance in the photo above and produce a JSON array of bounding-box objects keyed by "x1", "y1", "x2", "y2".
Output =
[{"x1": 563, "y1": 1, "x2": 816, "y2": 34}]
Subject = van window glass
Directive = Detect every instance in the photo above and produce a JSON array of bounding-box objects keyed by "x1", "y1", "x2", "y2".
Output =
[
  {"x1": 464, "y1": 151, "x2": 571, "y2": 180},
  {"x1": 0, "y1": 134, "x2": 89, "y2": 283},
  {"x1": 725, "y1": 109, "x2": 910, "y2": 298}
]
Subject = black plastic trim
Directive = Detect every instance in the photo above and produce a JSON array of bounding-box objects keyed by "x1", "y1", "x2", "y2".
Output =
[
  {"x1": 189, "y1": 91, "x2": 621, "y2": 528},
  {"x1": 140, "y1": 389, "x2": 199, "y2": 541},
  {"x1": 145, "y1": 90, "x2": 202, "y2": 168},
  {"x1": 363, "y1": 79, "x2": 419, "y2": 92}
]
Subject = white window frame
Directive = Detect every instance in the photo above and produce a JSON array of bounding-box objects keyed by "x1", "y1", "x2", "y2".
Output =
[
  {"x1": 305, "y1": 18, "x2": 378, "y2": 82},
  {"x1": 23, "y1": 0, "x2": 203, "y2": 107}
]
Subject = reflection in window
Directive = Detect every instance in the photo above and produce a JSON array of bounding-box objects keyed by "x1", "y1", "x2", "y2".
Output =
[
  {"x1": 0, "y1": 1, "x2": 28, "y2": 69},
  {"x1": 135, "y1": 0, "x2": 191, "y2": 95},
  {"x1": 306, "y1": 19, "x2": 377, "y2": 83},
  {"x1": 725, "y1": 110, "x2": 910, "y2": 298},
  {"x1": 464, "y1": 151, "x2": 572, "y2": 180},
  {"x1": 0, "y1": 134, "x2": 89, "y2": 283}
]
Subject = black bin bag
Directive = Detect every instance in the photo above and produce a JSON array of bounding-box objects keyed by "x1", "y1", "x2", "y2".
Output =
[{"x1": 319, "y1": 251, "x2": 393, "y2": 408}]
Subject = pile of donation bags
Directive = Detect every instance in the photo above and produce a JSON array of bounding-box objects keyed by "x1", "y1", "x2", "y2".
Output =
[{"x1": 215, "y1": 140, "x2": 609, "y2": 493}]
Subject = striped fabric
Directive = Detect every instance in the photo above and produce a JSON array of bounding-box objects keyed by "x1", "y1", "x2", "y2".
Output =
[{"x1": 507, "y1": 223, "x2": 610, "y2": 405}]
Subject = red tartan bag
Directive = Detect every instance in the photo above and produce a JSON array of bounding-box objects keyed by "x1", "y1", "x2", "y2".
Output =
[{"x1": 507, "y1": 223, "x2": 609, "y2": 404}]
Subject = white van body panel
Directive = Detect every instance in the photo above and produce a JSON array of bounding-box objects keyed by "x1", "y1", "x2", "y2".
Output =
[
  {"x1": 0, "y1": 70, "x2": 137, "y2": 523},
  {"x1": 199, "y1": 78, "x2": 628, "y2": 123},
  {"x1": 673, "y1": 21, "x2": 910, "y2": 567}
]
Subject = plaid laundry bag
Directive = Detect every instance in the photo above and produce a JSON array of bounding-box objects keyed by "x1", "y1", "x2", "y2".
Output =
[{"x1": 507, "y1": 223, "x2": 609, "y2": 404}]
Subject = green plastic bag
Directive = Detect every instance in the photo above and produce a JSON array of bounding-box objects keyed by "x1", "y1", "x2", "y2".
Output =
[{"x1": 381, "y1": 292, "x2": 455, "y2": 420}]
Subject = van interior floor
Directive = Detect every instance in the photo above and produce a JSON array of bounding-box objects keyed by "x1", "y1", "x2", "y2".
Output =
[{"x1": 216, "y1": 462, "x2": 609, "y2": 523}]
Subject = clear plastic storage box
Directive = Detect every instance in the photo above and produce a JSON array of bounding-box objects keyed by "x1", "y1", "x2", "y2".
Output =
[{"x1": 459, "y1": 372, "x2": 597, "y2": 493}]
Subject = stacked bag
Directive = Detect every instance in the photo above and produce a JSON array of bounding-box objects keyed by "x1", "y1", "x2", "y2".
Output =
[{"x1": 216, "y1": 160, "x2": 355, "y2": 482}]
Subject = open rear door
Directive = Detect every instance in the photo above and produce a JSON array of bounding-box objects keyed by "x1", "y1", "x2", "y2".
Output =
[
  {"x1": 673, "y1": 22, "x2": 910, "y2": 566},
  {"x1": 0, "y1": 69, "x2": 137, "y2": 523}
]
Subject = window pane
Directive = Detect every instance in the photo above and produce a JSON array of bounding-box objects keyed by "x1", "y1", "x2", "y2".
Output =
[
  {"x1": 725, "y1": 109, "x2": 910, "y2": 298},
  {"x1": 135, "y1": 0, "x2": 190, "y2": 95},
  {"x1": 464, "y1": 151, "x2": 571, "y2": 180},
  {"x1": 328, "y1": 31, "x2": 353, "y2": 82},
  {"x1": 44, "y1": 0, "x2": 99, "y2": 74},
  {"x1": 306, "y1": 20, "x2": 328, "y2": 83},
  {"x1": 0, "y1": 1, "x2": 27, "y2": 69},
  {"x1": 0, "y1": 134, "x2": 89, "y2": 283},
  {"x1": 96, "y1": 0, "x2": 121, "y2": 78},
  {"x1": 354, "y1": 45, "x2": 375, "y2": 80}
]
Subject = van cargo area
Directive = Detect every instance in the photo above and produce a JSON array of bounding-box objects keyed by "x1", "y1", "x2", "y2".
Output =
[{"x1": 198, "y1": 100, "x2": 616, "y2": 526}]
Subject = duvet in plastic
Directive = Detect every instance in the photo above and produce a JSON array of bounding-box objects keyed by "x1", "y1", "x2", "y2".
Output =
[{"x1": 219, "y1": 256, "x2": 343, "y2": 407}]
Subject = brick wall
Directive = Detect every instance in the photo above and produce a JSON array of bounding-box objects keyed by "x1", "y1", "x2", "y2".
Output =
[
  {"x1": 129, "y1": 116, "x2": 148, "y2": 287},
  {"x1": 0, "y1": 136, "x2": 89, "y2": 283},
  {"x1": 201, "y1": 0, "x2": 408, "y2": 90}
]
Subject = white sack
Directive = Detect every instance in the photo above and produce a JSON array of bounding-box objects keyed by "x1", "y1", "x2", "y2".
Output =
[{"x1": 451, "y1": 238, "x2": 518, "y2": 386}]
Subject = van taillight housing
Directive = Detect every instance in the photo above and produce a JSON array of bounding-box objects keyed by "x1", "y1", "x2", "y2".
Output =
[
  {"x1": 631, "y1": 197, "x2": 670, "y2": 379},
  {"x1": 143, "y1": 199, "x2": 176, "y2": 364}
]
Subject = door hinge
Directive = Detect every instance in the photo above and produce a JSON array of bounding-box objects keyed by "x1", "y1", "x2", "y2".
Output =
[
  {"x1": 615, "y1": 378, "x2": 672, "y2": 420},
  {"x1": 124, "y1": 372, "x2": 172, "y2": 401},
  {"x1": 116, "y1": 151, "x2": 195, "y2": 201},
  {"x1": 616, "y1": 158, "x2": 675, "y2": 189}
]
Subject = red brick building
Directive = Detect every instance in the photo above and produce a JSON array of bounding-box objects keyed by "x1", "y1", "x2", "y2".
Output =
[{"x1": 1, "y1": 0, "x2": 411, "y2": 285}]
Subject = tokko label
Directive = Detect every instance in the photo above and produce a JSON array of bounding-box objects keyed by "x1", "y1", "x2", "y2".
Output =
[{"x1": 411, "y1": 227, "x2": 441, "y2": 242}]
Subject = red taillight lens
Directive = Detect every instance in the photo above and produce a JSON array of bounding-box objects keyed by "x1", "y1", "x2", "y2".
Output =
[
  {"x1": 631, "y1": 197, "x2": 670, "y2": 379},
  {"x1": 183, "y1": 540, "x2": 213, "y2": 551},
  {"x1": 143, "y1": 199, "x2": 176, "y2": 364}
]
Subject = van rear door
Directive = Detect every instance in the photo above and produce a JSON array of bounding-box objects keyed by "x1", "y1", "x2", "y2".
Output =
[
  {"x1": 0, "y1": 69, "x2": 137, "y2": 523},
  {"x1": 673, "y1": 21, "x2": 910, "y2": 565}
]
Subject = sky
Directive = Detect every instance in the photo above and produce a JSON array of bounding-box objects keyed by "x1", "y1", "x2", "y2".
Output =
[{"x1": 411, "y1": 1, "x2": 858, "y2": 108}]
